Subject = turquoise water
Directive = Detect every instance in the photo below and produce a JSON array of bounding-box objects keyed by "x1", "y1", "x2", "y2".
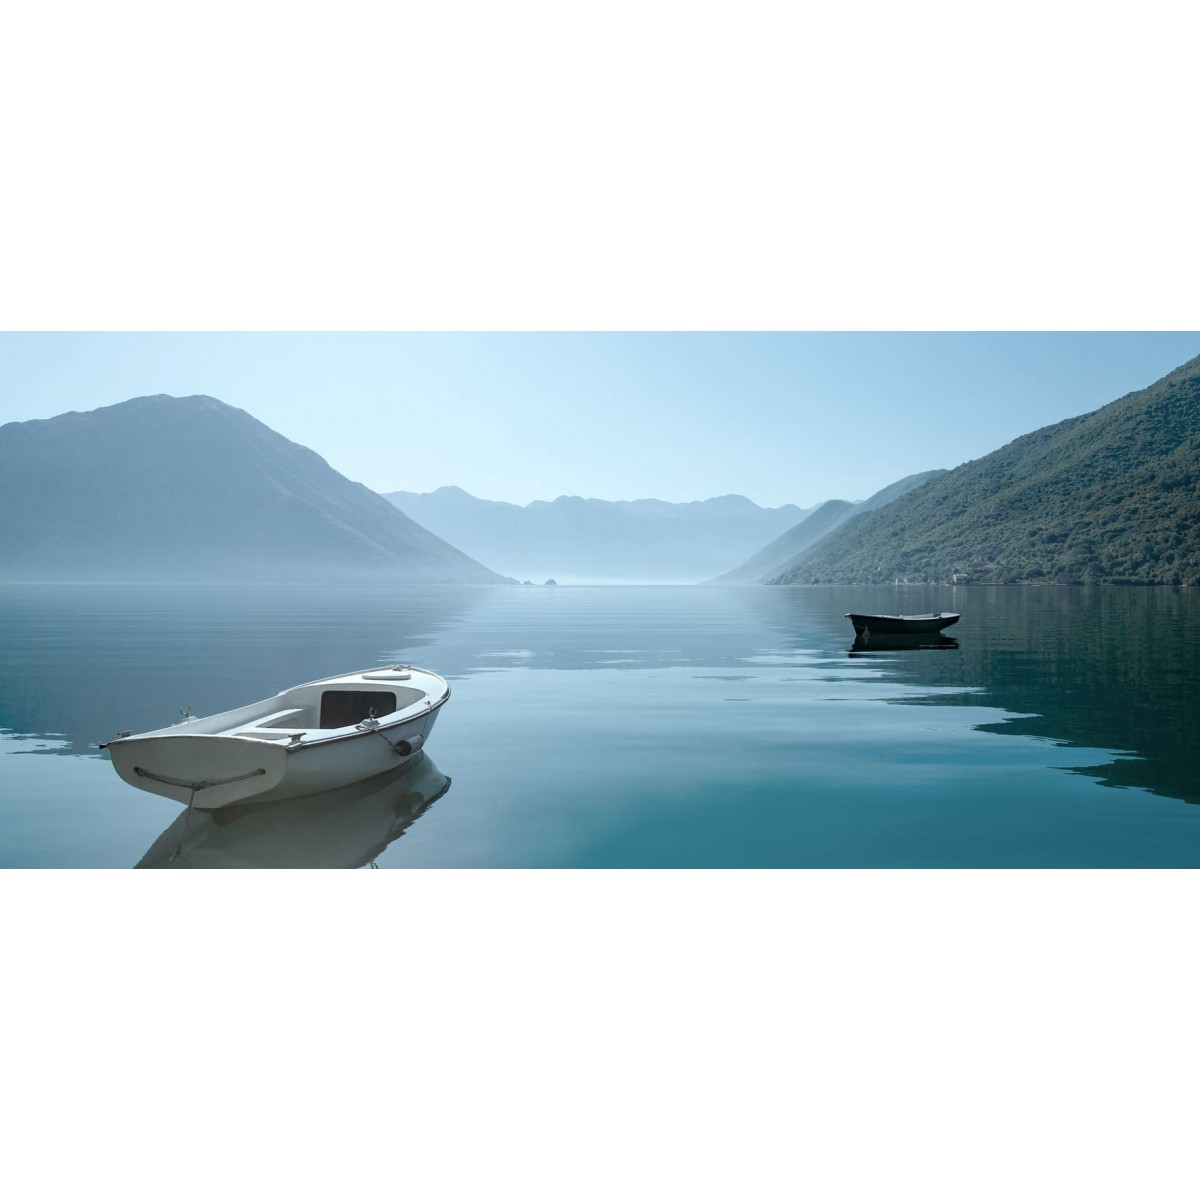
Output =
[{"x1": 2, "y1": 582, "x2": 1198, "y2": 867}]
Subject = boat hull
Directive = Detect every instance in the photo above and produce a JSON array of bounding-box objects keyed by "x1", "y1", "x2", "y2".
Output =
[
  {"x1": 108, "y1": 702, "x2": 442, "y2": 809},
  {"x1": 846, "y1": 612, "x2": 960, "y2": 637}
]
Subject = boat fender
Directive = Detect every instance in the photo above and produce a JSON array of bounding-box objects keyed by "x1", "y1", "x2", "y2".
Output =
[{"x1": 394, "y1": 733, "x2": 425, "y2": 757}]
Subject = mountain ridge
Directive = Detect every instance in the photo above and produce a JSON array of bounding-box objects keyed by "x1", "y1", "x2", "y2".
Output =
[
  {"x1": 0, "y1": 394, "x2": 511, "y2": 583},
  {"x1": 384, "y1": 487, "x2": 814, "y2": 583},
  {"x1": 771, "y1": 355, "x2": 1200, "y2": 586}
]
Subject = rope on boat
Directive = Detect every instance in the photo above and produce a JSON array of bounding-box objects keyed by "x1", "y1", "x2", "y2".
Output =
[
  {"x1": 368, "y1": 700, "x2": 435, "y2": 758},
  {"x1": 134, "y1": 766, "x2": 267, "y2": 791},
  {"x1": 370, "y1": 726, "x2": 422, "y2": 758}
]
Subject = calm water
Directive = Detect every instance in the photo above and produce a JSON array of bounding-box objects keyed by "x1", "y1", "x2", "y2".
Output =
[{"x1": 2, "y1": 582, "x2": 1199, "y2": 868}]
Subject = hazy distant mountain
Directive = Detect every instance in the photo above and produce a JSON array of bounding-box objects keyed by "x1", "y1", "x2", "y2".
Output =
[
  {"x1": 711, "y1": 501, "x2": 857, "y2": 584},
  {"x1": 712, "y1": 471, "x2": 947, "y2": 583},
  {"x1": 772, "y1": 355, "x2": 1200, "y2": 585},
  {"x1": 384, "y1": 486, "x2": 812, "y2": 583},
  {"x1": 0, "y1": 395, "x2": 510, "y2": 583}
]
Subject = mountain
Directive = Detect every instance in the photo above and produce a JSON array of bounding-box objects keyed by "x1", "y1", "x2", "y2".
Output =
[
  {"x1": 712, "y1": 471, "x2": 947, "y2": 583},
  {"x1": 0, "y1": 395, "x2": 510, "y2": 583},
  {"x1": 711, "y1": 500, "x2": 856, "y2": 584},
  {"x1": 771, "y1": 355, "x2": 1200, "y2": 585},
  {"x1": 383, "y1": 486, "x2": 813, "y2": 583}
]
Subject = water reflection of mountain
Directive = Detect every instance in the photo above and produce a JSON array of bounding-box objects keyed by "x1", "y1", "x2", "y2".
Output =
[
  {"x1": 0, "y1": 583, "x2": 485, "y2": 757},
  {"x1": 790, "y1": 585, "x2": 1200, "y2": 807},
  {"x1": 137, "y1": 752, "x2": 450, "y2": 868}
]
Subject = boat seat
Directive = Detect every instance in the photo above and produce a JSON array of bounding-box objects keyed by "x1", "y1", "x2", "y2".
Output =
[{"x1": 228, "y1": 707, "x2": 308, "y2": 735}]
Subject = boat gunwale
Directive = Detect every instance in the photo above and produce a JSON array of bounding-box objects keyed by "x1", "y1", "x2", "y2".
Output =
[
  {"x1": 844, "y1": 612, "x2": 960, "y2": 622},
  {"x1": 278, "y1": 689, "x2": 450, "y2": 754}
]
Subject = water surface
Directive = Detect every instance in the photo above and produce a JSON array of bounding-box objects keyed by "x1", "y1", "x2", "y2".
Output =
[{"x1": 2, "y1": 582, "x2": 1198, "y2": 867}]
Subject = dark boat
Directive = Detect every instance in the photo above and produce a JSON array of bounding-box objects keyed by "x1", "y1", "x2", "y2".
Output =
[{"x1": 846, "y1": 612, "x2": 960, "y2": 638}]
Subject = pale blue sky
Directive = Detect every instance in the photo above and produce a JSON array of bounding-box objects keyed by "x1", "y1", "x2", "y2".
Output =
[{"x1": 2, "y1": 332, "x2": 1197, "y2": 508}]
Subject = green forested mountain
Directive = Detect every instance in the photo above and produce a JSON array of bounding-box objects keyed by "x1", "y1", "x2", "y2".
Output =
[
  {"x1": 772, "y1": 355, "x2": 1200, "y2": 586},
  {"x1": 0, "y1": 395, "x2": 510, "y2": 583}
]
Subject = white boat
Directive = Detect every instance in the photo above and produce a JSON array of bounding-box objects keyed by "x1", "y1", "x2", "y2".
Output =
[{"x1": 102, "y1": 665, "x2": 450, "y2": 809}]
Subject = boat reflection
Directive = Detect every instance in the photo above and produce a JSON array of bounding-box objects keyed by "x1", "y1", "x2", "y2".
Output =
[
  {"x1": 848, "y1": 634, "x2": 959, "y2": 655},
  {"x1": 135, "y1": 751, "x2": 451, "y2": 868}
]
